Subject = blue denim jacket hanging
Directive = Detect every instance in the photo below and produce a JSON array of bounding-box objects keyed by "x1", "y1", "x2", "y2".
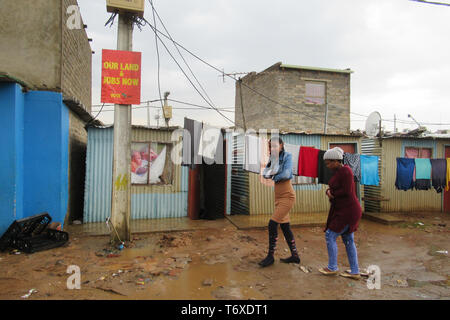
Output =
[{"x1": 263, "y1": 150, "x2": 293, "y2": 183}]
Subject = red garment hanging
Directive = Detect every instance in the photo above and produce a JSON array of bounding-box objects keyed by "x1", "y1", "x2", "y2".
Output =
[{"x1": 298, "y1": 146, "x2": 320, "y2": 178}]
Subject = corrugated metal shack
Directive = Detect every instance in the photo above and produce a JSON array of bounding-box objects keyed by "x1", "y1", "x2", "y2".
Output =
[
  {"x1": 83, "y1": 125, "x2": 233, "y2": 223},
  {"x1": 231, "y1": 131, "x2": 363, "y2": 216},
  {"x1": 84, "y1": 125, "x2": 189, "y2": 222},
  {"x1": 362, "y1": 133, "x2": 450, "y2": 213}
]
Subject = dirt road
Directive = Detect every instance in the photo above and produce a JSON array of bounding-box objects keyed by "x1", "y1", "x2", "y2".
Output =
[{"x1": 0, "y1": 212, "x2": 448, "y2": 300}]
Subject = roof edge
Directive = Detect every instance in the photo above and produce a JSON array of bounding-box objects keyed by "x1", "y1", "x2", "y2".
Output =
[{"x1": 280, "y1": 64, "x2": 354, "y2": 74}]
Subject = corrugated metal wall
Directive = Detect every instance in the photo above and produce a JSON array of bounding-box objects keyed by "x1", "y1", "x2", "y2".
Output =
[
  {"x1": 361, "y1": 138, "x2": 382, "y2": 212},
  {"x1": 381, "y1": 138, "x2": 444, "y2": 212},
  {"x1": 247, "y1": 134, "x2": 363, "y2": 215},
  {"x1": 231, "y1": 133, "x2": 249, "y2": 215},
  {"x1": 83, "y1": 127, "x2": 114, "y2": 222},
  {"x1": 250, "y1": 134, "x2": 324, "y2": 215},
  {"x1": 83, "y1": 127, "x2": 188, "y2": 222}
]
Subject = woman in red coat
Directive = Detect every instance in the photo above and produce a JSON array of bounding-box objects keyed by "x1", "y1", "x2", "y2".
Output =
[{"x1": 318, "y1": 147, "x2": 362, "y2": 280}]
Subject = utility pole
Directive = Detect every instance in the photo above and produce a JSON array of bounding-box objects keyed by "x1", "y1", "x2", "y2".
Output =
[
  {"x1": 323, "y1": 95, "x2": 329, "y2": 134},
  {"x1": 147, "y1": 101, "x2": 151, "y2": 127},
  {"x1": 394, "y1": 114, "x2": 397, "y2": 133},
  {"x1": 110, "y1": 13, "x2": 134, "y2": 243},
  {"x1": 163, "y1": 91, "x2": 172, "y2": 127}
]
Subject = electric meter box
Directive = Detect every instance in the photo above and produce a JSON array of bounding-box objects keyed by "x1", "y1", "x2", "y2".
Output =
[
  {"x1": 107, "y1": 0, "x2": 145, "y2": 17},
  {"x1": 163, "y1": 106, "x2": 172, "y2": 119}
]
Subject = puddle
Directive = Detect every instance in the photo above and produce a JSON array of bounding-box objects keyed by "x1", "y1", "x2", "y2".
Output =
[
  {"x1": 100, "y1": 245, "x2": 266, "y2": 300},
  {"x1": 129, "y1": 262, "x2": 266, "y2": 300}
]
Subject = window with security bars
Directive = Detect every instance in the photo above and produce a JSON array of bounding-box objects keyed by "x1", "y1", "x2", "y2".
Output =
[{"x1": 305, "y1": 81, "x2": 326, "y2": 105}]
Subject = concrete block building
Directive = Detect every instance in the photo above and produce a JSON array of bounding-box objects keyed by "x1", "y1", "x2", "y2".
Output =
[
  {"x1": 0, "y1": 0, "x2": 96, "y2": 235},
  {"x1": 235, "y1": 62, "x2": 353, "y2": 134}
]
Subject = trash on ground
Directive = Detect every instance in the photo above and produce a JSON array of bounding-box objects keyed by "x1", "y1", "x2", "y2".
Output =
[
  {"x1": 21, "y1": 289, "x2": 37, "y2": 299},
  {"x1": 300, "y1": 266, "x2": 310, "y2": 273},
  {"x1": 202, "y1": 279, "x2": 213, "y2": 286},
  {"x1": 94, "y1": 286, "x2": 127, "y2": 296},
  {"x1": 436, "y1": 250, "x2": 448, "y2": 255},
  {"x1": 0, "y1": 213, "x2": 69, "y2": 254}
]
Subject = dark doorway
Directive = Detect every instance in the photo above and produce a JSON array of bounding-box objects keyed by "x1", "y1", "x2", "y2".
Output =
[{"x1": 444, "y1": 146, "x2": 450, "y2": 213}]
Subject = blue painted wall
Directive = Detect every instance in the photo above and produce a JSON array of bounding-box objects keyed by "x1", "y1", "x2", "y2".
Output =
[
  {"x1": 23, "y1": 91, "x2": 69, "y2": 228},
  {"x1": 0, "y1": 83, "x2": 69, "y2": 236},
  {"x1": 0, "y1": 83, "x2": 24, "y2": 235}
]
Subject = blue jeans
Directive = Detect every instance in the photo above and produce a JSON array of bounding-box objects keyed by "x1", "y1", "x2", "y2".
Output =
[{"x1": 325, "y1": 225, "x2": 359, "y2": 274}]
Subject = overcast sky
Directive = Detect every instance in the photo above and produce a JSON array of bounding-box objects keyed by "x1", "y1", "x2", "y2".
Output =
[{"x1": 78, "y1": 0, "x2": 450, "y2": 132}]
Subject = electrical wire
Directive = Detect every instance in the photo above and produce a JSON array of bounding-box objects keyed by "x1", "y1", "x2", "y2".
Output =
[
  {"x1": 91, "y1": 105, "x2": 235, "y2": 113},
  {"x1": 409, "y1": 0, "x2": 450, "y2": 6},
  {"x1": 150, "y1": 0, "x2": 164, "y2": 118},
  {"x1": 148, "y1": 0, "x2": 217, "y2": 109},
  {"x1": 86, "y1": 103, "x2": 105, "y2": 126},
  {"x1": 142, "y1": 18, "x2": 235, "y2": 125},
  {"x1": 141, "y1": 13, "x2": 347, "y2": 131}
]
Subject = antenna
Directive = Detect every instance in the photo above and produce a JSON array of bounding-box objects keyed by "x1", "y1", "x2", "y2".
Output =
[
  {"x1": 365, "y1": 111, "x2": 382, "y2": 138},
  {"x1": 407, "y1": 114, "x2": 421, "y2": 128}
]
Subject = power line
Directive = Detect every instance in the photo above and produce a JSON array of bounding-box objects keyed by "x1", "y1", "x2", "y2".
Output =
[
  {"x1": 148, "y1": 0, "x2": 217, "y2": 109},
  {"x1": 409, "y1": 0, "x2": 450, "y2": 6},
  {"x1": 91, "y1": 105, "x2": 235, "y2": 113},
  {"x1": 150, "y1": 0, "x2": 164, "y2": 117},
  {"x1": 141, "y1": 10, "x2": 347, "y2": 131},
  {"x1": 350, "y1": 111, "x2": 450, "y2": 126},
  {"x1": 92, "y1": 98, "x2": 235, "y2": 111},
  {"x1": 142, "y1": 18, "x2": 235, "y2": 125}
]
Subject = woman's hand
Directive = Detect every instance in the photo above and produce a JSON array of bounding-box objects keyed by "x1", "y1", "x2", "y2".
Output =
[{"x1": 326, "y1": 189, "x2": 334, "y2": 199}]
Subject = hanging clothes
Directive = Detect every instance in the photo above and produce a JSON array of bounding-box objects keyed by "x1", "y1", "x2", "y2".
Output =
[
  {"x1": 182, "y1": 118, "x2": 203, "y2": 168},
  {"x1": 430, "y1": 159, "x2": 447, "y2": 193},
  {"x1": 198, "y1": 123, "x2": 222, "y2": 162},
  {"x1": 395, "y1": 158, "x2": 415, "y2": 191},
  {"x1": 343, "y1": 153, "x2": 361, "y2": 182},
  {"x1": 414, "y1": 158, "x2": 432, "y2": 190},
  {"x1": 414, "y1": 158, "x2": 432, "y2": 180},
  {"x1": 298, "y1": 146, "x2": 319, "y2": 178},
  {"x1": 360, "y1": 155, "x2": 379, "y2": 186},
  {"x1": 415, "y1": 179, "x2": 431, "y2": 190},
  {"x1": 317, "y1": 150, "x2": 334, "y2": 185},
  {"x1": 446, "y1": 158, "x2": 450, "y2": 192},
  {"x1": 262, "y1": 153, "x2": 280, "y2": 179},
  {"x1": 296, "y1": 176, "x2": 315, "y2": 184},
  {"x1": 244, "y1": 135, "x2": 260, "y2": 174},
  {"x1": 284, "y1": 143, "x2": 300, "y2": 176}
]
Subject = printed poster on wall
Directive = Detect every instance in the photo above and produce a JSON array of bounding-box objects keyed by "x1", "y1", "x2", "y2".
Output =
[
  {"x1": 131, "y1": 143, "x2": 168, "y2": 185},
  {"x1": 101, "y1": 49, "x2": 142, "y2": 105}
]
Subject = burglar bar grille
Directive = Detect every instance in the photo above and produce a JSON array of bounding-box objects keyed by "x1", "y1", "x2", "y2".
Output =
[
  {"x1": 361, "y1": 138, "x2": 382, "y2": 212},
  {"x1": 231, "y1": 133, "x2": 249, "y2": 215}
]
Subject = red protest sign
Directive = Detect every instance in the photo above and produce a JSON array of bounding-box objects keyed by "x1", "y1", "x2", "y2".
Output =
[{"x1": 101, "y1": 49, "x2": 142, "y2": 105}]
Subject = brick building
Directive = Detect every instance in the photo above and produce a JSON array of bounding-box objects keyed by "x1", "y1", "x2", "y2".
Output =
[
  {"x1": 235, "y1": 62, "x2": 353, "y2": 134},
  {"x1": 0, "y1": 0, "x2": 96, "y2": 232},
  {"x1": 0, "y1": 0, "x2": 92, "y2": 112}
]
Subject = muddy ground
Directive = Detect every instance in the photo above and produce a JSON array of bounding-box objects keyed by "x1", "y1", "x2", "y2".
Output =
[{"x1": 0, "y1": 212, "x2": 448, "y2": 300}]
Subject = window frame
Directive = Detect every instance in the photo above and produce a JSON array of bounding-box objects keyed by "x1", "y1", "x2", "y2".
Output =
[
  {"x1": 304, "y1": 80, "x2": 327, "y2": 106},
  {"x1": 404, "y1": 147, "x2": 433, "y2": 159}
]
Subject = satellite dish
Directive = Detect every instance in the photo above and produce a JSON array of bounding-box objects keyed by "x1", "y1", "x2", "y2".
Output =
[{"x1": 365, "y1": 111, "x2": 382, "y2": 137}]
